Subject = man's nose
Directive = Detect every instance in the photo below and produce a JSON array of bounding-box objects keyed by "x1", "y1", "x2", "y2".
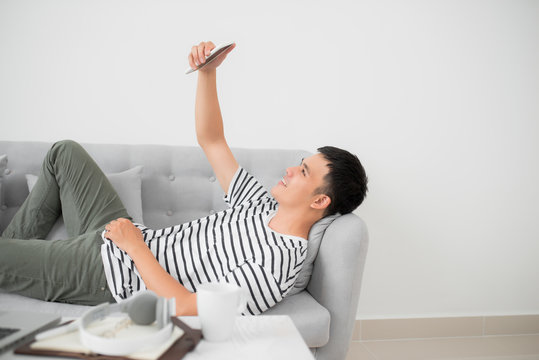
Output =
[{"x1": 286, "y1": 166, "x2": 298, "y2": 176}]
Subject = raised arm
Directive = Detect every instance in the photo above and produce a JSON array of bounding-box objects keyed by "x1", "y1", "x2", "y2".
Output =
[{"x1": 189, "y1": 41, "x2": 239, "y2": 193}]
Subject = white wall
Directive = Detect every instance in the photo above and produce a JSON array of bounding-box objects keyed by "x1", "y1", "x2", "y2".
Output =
[{"x1": 1, "y1": 0, "x2": 538, "y2": 319}]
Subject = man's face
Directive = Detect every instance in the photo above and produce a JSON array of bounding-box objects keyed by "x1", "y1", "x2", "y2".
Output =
[{"x1": 271, "y1": 153, "x2": 331, "y2": 211}]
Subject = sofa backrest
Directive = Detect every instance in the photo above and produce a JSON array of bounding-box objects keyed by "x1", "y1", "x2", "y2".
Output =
[{"x1": 0, "y1": 141, "x2": 310, "y2": 231}]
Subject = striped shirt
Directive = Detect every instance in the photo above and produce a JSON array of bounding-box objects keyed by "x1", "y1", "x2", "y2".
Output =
[{"x1": 100, "y1": 167, "x2": 308, "y2": 315}]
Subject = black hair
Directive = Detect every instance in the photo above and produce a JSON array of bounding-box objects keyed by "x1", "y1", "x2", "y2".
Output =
[{"x1": 316, "y1": 146, "x2": 368, "y2": 216}]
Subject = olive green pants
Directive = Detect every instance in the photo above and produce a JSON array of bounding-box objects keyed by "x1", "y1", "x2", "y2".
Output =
[{"x1": 0, "y1": 140, "x2": 131, "y2": 305}]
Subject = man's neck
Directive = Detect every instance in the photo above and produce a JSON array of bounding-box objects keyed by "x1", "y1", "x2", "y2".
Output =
[{"x1": 268, "y1": 207, "x2": 321, "y2": 240}]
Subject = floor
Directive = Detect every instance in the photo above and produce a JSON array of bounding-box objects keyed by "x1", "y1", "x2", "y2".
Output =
[
  {"x1": 345, "y1": 316, "x2": 539, "y2": 360},
  {"x1": 346, "y1": 334, "x2": 539, "y2": 359}
]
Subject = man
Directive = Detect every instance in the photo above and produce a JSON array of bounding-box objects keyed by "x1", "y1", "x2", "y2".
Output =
[{"x1": 0, "y1": 42, "x2": 368, "y2": 316}]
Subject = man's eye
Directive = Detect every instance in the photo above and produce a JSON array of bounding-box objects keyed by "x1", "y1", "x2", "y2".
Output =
[{"x1": 302, "y1": 168, "x2": 306, "y2": 176}]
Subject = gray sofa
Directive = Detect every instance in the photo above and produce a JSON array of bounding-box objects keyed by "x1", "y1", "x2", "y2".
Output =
[{"x1": 0, "y1": 141, "x2": 369, "y2": 360}]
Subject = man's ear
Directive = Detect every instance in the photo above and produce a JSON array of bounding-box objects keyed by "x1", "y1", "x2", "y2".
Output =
[{"x1": 311, "y1": 194, "x2": 331, "y2": 210}]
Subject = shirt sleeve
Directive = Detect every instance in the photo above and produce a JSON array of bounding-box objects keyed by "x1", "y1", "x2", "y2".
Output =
[
  {"x1": 223, "y1": 261, "x2": 284, "y2": 315},
  {"x1": 223, "y1": 167, "x2": 271, "y2": 208}
]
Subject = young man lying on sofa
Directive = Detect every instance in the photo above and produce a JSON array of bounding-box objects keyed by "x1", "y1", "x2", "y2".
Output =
[{"x1": 0, "y1": 41, "x2": 368, "y2": 316}]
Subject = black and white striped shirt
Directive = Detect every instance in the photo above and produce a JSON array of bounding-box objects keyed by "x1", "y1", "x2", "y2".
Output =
[{"x1": 101, "y1": 167, "x2": 308, "y2": 315}]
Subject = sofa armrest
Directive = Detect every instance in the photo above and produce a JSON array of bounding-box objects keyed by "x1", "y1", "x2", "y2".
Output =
[
  {"x1": 264, "y1": 291, "x2": 330, "y2": 347},
  {"x1": 306, "y1": 213, "x2": 369, "y2": 360}
]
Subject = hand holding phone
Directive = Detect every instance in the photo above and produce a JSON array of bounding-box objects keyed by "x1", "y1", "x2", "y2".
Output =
[{"x1": 186, "y1": 42, "x2": 236, "y2": 74}]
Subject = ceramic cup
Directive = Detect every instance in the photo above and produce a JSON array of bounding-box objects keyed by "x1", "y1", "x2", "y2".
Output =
[{"x1": 197, "y1": 282, "x2": 246, "y2": 342}]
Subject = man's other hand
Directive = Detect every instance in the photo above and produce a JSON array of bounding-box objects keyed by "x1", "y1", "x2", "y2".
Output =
[{"x1": 105, "y1": 218, "x2": 144, "y2": 254}]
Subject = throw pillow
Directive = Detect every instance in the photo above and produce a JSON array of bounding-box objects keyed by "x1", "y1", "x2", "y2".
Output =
[
  {"x1": 26, "y1": 165, "x2": 144, "y2": 240},
  {"x1": 0, "y1": 154, "x2": 7, "y2": 210},
  {"x1": 287, "y1": 213, "x2": 340, "y2": 296},
  {"x1": 106, "y1": 166, "x2": 144, "y2": 224}
]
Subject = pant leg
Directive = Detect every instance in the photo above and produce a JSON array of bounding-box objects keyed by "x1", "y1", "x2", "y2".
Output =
[
  {"x1": 0, "y1": 228, "x2": 114, "y2": 305},
  {"x1": 2, "y1": 140, "x2": 130, "y2": 239}
]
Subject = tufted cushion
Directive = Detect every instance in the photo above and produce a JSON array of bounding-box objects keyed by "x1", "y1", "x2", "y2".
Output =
[{"x1": 0, "y1": 142, "x2": 310, "y2": 232}]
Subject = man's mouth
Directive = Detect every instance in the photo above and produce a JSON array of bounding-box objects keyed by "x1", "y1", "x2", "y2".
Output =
[{"x1": 281, "y1": 177, "x2": 288, "y2": 187}]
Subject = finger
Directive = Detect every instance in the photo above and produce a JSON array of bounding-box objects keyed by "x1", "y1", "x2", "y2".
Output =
[
  {"x1": 188, "y1": 54, "x2": 197, "y2": 69},
  {"x1": 205, "y1": 41, "x2": 215, "y2": 56},
  {"x1": 191, "y1": 46, "x2": 199, "y2": 67},
  {"x1": 197, "y1": 42, "x2": 206, "y2": 64}
]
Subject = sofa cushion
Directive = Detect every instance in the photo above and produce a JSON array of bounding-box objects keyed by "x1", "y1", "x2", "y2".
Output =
[
  {"x1": 25, "y1": 166, "x2": 144, "y2": 240},
  {"x1": 0, "y1": 289, "x2": 90, "y2": 317}
]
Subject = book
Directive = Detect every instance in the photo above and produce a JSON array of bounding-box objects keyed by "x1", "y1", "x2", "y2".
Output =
[{"x1": 15, "y1": 317, "x2": 202, "y2": 360}]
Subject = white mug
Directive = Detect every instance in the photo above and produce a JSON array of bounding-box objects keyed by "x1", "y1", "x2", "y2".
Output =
[{"x1": 197, "y1": 282, "x2": 246, "y2": 342}]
